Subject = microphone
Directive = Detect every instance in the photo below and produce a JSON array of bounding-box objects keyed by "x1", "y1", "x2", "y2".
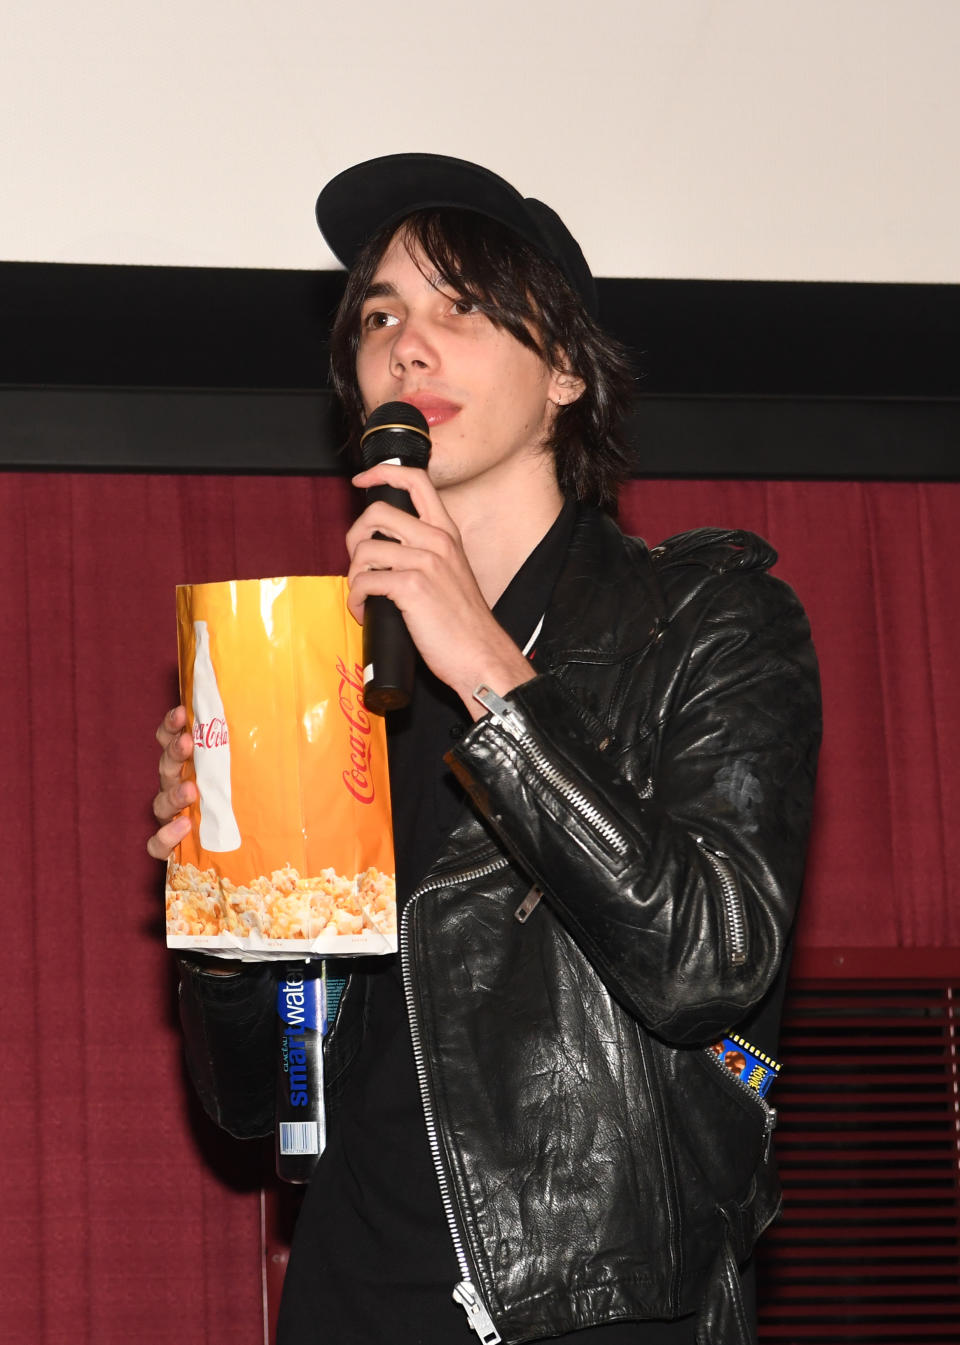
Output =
[{"x1": 359, "y1": 401, "x2": 432, "y2": 714}]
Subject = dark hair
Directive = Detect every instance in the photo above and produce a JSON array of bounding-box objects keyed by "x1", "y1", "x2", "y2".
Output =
[{"x1": 328, "y1": 209, "x2": 636, "y2": 511}]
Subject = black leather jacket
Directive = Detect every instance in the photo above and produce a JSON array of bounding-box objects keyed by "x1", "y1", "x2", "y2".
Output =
[{"x1": 179, "y1": 508, "x2": 821, "y2": 1345}]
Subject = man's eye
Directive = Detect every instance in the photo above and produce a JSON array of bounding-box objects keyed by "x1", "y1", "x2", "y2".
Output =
[
  {"x1": 451, "y1": 298, "x2": 479, "y2": 316},
  {"x1": 363, "y1": 311, "x2": 399, "y2": 330}
]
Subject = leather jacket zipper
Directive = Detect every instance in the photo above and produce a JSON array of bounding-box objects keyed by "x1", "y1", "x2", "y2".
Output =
[
  {"x1": 401, "y1": 855, "x2": 510, "y2": 1345},
  {"x1": 695, "y1": 838, "x2": 748, "y2": 967},
  {"x1": 473, "y1": 686, "x2": 630, "y2": 858}
]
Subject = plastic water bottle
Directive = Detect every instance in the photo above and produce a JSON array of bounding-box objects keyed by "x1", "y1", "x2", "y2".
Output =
[
  {"x1": 275, "y1": 964, "x2": 327, "y2": 1183},
  {"x1": 191, "y1": 619, "x2": 242, "y2": 852}
]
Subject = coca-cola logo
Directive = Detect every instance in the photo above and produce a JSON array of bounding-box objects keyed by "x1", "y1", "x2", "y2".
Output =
[
  {"x1": 193, "y1": 717, "x2": 230, "y2": 749},
  {"x1": 336, "y1": 656, "x2": 374, "y2": 804}
]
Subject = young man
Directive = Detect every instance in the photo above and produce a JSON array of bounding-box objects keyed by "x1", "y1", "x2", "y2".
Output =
[{"x1": 150, "y1": 154, "x2": 821, "y2": 1345}]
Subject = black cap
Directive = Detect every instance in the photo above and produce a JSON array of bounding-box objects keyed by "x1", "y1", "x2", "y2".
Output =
[{"x1": 315, "y1": 152, "x2": 598, "y2": 318}]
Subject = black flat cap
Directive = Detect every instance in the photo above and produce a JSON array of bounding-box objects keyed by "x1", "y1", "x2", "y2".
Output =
[{"x1": 315, "y1": 152, "x2": 598, "y2": 317}]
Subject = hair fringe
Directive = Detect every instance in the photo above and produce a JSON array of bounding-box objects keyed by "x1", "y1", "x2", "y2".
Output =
[{"x1": 329, "y1": 209, "x2": 638, "y2": 511}]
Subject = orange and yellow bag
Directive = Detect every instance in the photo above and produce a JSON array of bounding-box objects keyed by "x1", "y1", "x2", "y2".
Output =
[{"x1": 165, "y1": 577, "x2": 395, "y2": 960}]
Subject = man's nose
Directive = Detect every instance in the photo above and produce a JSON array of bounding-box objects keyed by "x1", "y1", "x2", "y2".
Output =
[{"x1": 389, "y1": 318, "x2": 436, "y2": 374}]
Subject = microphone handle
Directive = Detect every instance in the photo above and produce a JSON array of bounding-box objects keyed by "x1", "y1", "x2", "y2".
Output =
[
  {"x1": 367, "y1": 481, "x2": 419, "y2": 517},
  {"x1": 362, "y1": 481, "x2": 419, "y2": 715}
]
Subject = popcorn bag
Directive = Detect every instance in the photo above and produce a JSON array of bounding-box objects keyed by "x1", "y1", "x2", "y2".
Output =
[{"x1": 165, "y1": 577, "x2": 396, "y2": 960}]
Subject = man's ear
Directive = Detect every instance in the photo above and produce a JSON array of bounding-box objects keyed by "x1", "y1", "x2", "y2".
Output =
[{"x1": 550, "y1": 367, "x2": 586, "y2": 407}]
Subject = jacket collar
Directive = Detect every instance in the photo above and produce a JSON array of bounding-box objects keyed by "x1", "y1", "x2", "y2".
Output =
[
  {"x1": 429, "y1": 510, "x2": 661, "y2": 879},
  {"x1": 533, "y1": 506, "x2": 664, "y2": 669}
]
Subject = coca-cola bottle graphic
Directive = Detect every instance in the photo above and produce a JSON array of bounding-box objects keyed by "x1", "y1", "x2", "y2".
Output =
[{"x1": 191, "y1": 620, "x2": 242, "y2": 852}]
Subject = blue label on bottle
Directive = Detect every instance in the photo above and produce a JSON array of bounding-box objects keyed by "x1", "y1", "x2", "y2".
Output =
[{"x1": 277, "y1": 972, "x2": 325, "y2": 1032}]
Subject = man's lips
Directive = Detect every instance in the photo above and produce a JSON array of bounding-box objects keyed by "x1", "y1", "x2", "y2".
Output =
[{"x1": 401, "y1": 395, "x2": 461, "y2": 428}]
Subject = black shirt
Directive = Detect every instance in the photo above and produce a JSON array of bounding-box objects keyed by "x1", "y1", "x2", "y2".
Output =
[{"x1": 277, "y1": 503, "x2": 702, "y2": 1344}]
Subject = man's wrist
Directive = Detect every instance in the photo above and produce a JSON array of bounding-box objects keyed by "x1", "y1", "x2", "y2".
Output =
[{"x1": 463, "y1": 657, "x2": 536, "y2": 721}]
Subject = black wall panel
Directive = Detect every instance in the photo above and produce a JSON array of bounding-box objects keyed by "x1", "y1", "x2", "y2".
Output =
[{"x1": 2, "y1": 262, "x2": 957, "y2": 477}]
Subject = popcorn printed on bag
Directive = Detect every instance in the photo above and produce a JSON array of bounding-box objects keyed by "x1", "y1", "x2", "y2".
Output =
[{"x1": 166, "y1": 861, "x2": 396, "y2": 941}]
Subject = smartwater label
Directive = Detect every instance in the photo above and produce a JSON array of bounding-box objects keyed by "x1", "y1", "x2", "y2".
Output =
[
  {"x1": 276, "y1": 968, "x2": 326, "y2": 1180},
  {"x1": 278, "y1": 971, "x2": 325, "y2": 1033}
]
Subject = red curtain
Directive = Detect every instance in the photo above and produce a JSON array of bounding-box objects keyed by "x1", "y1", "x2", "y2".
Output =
[{"x1": 0, "y1": 473, "x2": 956, "y2": 1344}]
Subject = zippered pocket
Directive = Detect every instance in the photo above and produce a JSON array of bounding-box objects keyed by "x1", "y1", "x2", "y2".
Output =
[
  {"x1": 702, "y1": 1038, "x2": 777, "y2": 1162},
  {"x1": 473, "y1": 685, "x2": 630, "y2": 860},
  {"x1": 695, "y1": 837, "x2": 748, "y2": 967}
]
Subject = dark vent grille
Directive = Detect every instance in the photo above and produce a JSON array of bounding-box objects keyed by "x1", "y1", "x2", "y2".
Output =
[{"x1": 757, "y1": 975, "x2": 960, "y2": 1343}]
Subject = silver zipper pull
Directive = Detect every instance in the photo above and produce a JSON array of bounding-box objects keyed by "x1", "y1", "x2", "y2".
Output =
[
  {"x1": 473, "y1": 685, "x2": 524, "y2": 738},
  {"x1": 452, "y1": 1281, "x2": 502, "y2": 1344},
  {"x1": 763, "y1": 1105, "x2": 777, "y2": 1162},
  {"x1": 514, "y1": 885, "x2": 543, "y2": 923}
]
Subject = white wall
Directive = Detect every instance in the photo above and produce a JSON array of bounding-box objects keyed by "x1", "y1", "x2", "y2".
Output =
[{"x1": 3, "y1": 0, "x2": 958, "y2": 281}]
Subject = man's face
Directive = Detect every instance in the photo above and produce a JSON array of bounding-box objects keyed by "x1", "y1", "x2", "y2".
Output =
[{"x1": 354, "y1": 229, "x2": 569, "y2": 497}]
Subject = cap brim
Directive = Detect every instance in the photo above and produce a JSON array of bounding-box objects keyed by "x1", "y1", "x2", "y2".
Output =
[
  {"x1": 315, "y1": 152, "x2": 598, "y2": 317},
  {"x1": 316, "y1": 153, "x2": 543, "y2": 269}
]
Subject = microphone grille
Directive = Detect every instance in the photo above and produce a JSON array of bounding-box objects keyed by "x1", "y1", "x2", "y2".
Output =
[{"x1": 360, "y1": 401, "x2": 431, "y2": 470}]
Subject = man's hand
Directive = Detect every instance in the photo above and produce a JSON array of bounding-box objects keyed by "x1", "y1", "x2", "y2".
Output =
[
  {"x1": 147, "y1": 705, "x2": 197, "y2": 860},
  {"x1": 347, "y1": 464, "x2": 535, "y2": 717}
]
